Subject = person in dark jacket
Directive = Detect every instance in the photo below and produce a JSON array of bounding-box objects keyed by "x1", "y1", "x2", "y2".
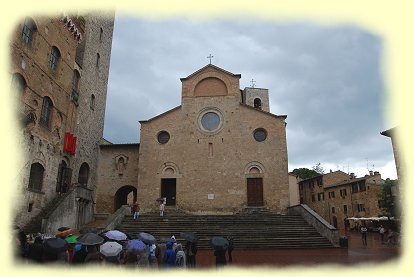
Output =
[
  {"x1": 27, "y1": 236, "x2": 44, "y2": 263},
  {"x1": 185, "y1": 241, "x2": 197, "y2": 268},
  {"x1": 163, "y1": 241, "x2": 176, "y2": 268},
  {"x1": 214, "y1": 248, "x2": 227, "y2": 267},
  {"x1": 227, "y1": 237, "x2": 234, "y2": 264}
]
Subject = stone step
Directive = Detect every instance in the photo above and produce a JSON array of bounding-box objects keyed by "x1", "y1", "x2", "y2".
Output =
[{"x1": 116, "y1": 211, "x2": 334, "y2": 250}]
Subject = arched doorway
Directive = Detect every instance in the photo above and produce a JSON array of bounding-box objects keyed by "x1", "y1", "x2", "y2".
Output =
[{"x1": 114, "y1": 185, "x2": 137, "y2": 212}]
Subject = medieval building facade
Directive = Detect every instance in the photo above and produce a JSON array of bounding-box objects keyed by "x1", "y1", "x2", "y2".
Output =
[
  {"x1": 96, "y1": 64, "x2": 290, "y2": 215},
  {"x1": 299, "y1": 170, "x2": 383, "y2": 230},
  {"x1": 10, "y1": 13, "x2": 114, "y2": 232}
]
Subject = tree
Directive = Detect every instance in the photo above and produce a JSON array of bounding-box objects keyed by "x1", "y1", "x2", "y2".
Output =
[
  {"x1": 290, "y1": 168, "x2": 320, "y2": 180},
  {"x1": 378, "y1": 178, "x2": 400, "y2": 218},
  {"x1": 312, "y1": 162, "x2": 325, "y2": 174}
]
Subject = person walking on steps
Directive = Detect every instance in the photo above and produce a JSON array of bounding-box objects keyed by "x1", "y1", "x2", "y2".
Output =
[
  {"x1": 132, "y1": 201, "x2": 140, "y2": 220},
  {"x1": 160, "y1": 198, "x2": 166, "y2": 217}
]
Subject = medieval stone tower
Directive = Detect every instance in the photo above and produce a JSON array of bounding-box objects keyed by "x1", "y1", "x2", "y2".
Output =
[{"x1": 10, "y1": 12, "x2": 114, "y2": 231}]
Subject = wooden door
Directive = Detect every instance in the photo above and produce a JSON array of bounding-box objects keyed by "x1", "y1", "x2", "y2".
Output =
[
  {"x1": 247, "y1": 178, "x2": 263, "y2": 206},
  {"x1": 161, "y1": 178, "x2": 176, "y2": 206}
]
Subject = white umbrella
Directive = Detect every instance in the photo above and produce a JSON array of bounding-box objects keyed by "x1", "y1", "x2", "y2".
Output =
[
  {"x1": 100, "y1": 241, "x2": 123, "y2": 257},
  {"x1": 105, "y1": 230, "x2": 127, "y2": 241}
]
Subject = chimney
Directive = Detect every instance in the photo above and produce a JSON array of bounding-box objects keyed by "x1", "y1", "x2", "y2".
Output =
[
  {"x1": 374, "y1": 171, "x2": 380, "y2": 176},
  {"x1": 350, "y1": 173, "x2": 355, "y2": 179},
  {"x1": 330, "y1": 169, "x2": 333, "y2": 173},
  {"x1": 369, "y1": 170, "x2": 373, "y2": 176}
]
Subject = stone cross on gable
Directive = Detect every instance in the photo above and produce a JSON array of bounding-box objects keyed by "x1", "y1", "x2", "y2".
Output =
[
  {"x1": 207, "y1": 54, "x2": 214, "y2": 64},
  {"x1": 250, "y1": 78, "x2": 256, "y2": 88}
]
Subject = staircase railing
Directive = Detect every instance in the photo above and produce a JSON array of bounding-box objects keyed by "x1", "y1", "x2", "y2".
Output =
[
  {"x1": 288, "y1": 204, "x2": 339, "y2": 246},
  {"x1": 102, "y1": 205, "x2": 131, "y2": 231}
]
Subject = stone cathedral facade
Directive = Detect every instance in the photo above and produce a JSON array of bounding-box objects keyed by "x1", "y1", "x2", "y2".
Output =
[{"x1": 97, "y1": 64, "x2": 290, "y2": 215}]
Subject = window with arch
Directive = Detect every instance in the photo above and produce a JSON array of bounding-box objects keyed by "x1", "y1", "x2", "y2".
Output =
[
  {"x1": 21, "y1": 17, "x2": 36, "y2": 45},
  {"x1": 90, "y1": 94, "x2": 95, "y2": 110},
  {"x1": 11, "y1": 73, "x2": 26, "y2": 94},
  {"x1": 28, "y1": 162, "x2": 44, "y2": 191},
  {"x1": 49, "y1": 46, "x2": 60, "y2": 71},
  {"x1": 254, "y1": 98, "x2": 262, "y2": 110},
  {"x1": 78, "y1": 162, "x2": 90, "y2": 185},
  {"x1": 40, "y1": 96, "x2": 53, "y2": 128},
  {"x1": 96, "y1": 53, "x2": 100, "y2": 68},
  {"x1": 99, "y1": 27, "x2": 103, "y2": 41}
]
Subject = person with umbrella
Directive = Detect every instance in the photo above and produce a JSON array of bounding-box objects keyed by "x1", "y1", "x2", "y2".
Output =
[
  {"x1": 181, "y1": 232, "x2": 198, "y2": 268},
  {"x1": 210, "y1": 236, "x2": 228, "y2": 268},
  {"x1": 42, "y1": 237, "x2": 69, "y2": 264},
  {"x1": 100, "y1": 241, "x2": 123, "y2": 265}
]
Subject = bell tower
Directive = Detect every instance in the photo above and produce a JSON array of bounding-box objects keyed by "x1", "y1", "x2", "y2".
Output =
[{"x1": 242, "y1": 87, "x2": 270, "y2": 112}]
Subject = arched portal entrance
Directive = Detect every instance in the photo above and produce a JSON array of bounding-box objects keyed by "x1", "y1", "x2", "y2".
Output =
[{"x1": 114, "y1": 185, "x2": 137, "y2": 212}]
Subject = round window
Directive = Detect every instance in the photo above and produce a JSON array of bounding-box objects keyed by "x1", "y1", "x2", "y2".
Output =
[
  {"x1": 201, "y1": 112, "x2": 221, "y2": 131},
  {"x1": 157, "y1": 131, "x2": 170, "y2": 144},
  {"x1": 253, "y1": 128, "x2": 267, "y2": 142}
]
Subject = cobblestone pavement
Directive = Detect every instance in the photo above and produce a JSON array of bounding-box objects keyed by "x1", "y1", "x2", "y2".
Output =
[{"x1": 195, "y1": 230, "x2": 401, "y2": 268}]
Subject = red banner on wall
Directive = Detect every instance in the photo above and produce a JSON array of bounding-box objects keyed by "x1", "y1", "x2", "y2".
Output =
[{"x1": 63, "y1": 132, "x2": 77, "y2": 155}]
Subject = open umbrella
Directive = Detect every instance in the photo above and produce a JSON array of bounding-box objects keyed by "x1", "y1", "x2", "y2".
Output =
[
  {"x1": 160, "y1": 236, "x2": 175, "y2": 243},
  {"x1": 180, "y1": 232, "x2": 198, "y2": 242},
  {"x1": 77, "y1": 232, "x2": 104, "y2": 245},
  {"x1": 210, "y1": 236, "x2": 229, "y2": 251},
  {"x1": 56, "y1": 229, "x2": 74, "y2": 238},
  {"x1": 138, "y1": 232, "x2": 156, "y2": 244},
  {"x1": 64, "y1": 235, "x2": 79, "y2": 244},
  {"x1": 126, "y1": 239, "x2": 146, "y2": 253},
  {"x1": 57, "y1": 226, "x2": 71, "y2": 232},
  {"x1": 100, "y1": 241, "x2": 123, "y2": 257},
  {"x1": 105, "y1": 230, "x2": 127, "y2": 241},
  {"x1": 43, "y1": 238, "x2": 69, "y2": 254}
]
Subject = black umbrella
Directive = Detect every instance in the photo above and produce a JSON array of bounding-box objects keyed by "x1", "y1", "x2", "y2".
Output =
[
  {"x1": 180, "y1": 232, "x2": 198, "y2": 242},
  {"x1": 77, "y1": 232, "x2": 104, "y2": 245},
  {"x1": 160, "y1": 236, "x2": 175, "y2": 243},
  {"x1": 57, "y1": 226, "x2": 71, "y2": 232},
  {"x1": 43, "y1": 238, "x2": 69, "y2": 254},
  {"x1": 138, "y1": 232, "x2": 156, "y2": 245},
  {"x1": 210, "y1": 236, "x2": 229, "y2": 251}
]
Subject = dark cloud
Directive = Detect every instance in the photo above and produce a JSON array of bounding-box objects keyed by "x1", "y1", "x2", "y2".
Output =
[{"x1": 103, "y1": 17, "x2": 396, "y2": 178}]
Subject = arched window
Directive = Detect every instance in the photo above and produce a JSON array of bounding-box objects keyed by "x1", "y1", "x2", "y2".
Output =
[
  {"x1": 11, "y1": 73, "x2": 26, "y2": 94},
  {"x1": 40, "y1": 96, "x2": 53, "y2": 128},
  {"x1": 254, "y1": 98, "x2": 262, "y2": 110},
  {"x1": 96, "y1": 53, "x2": 100, "y2": 68},
  {"x1": 78, "y1": 162, "x2": 90, "y2": 185},
  {"x1": 28, "y1": 163, "x2": 44, "y2": 191},
  {"x1": 21, "y1": 17, "x2": 36, "y2": 45},
  {"x1": 90, "y1": 94, "x2": 95, "y2": 110},
  {"x1": 99, "y1": 27, "x2": 103, "y2": 41},
  {"x1": 49, "y1": 46, "x2": 60, "y2": 71}
]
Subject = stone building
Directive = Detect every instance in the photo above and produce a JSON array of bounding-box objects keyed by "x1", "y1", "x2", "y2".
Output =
[
  {"x1": 299, "y1": 170, "x2": 383, "y2": 230},
  {"x1": 96, "y1": 64, "x2": 290, "y2": 214},
  {"x1": 10, "y1": 12, "x2": 114, "y2": 232}
]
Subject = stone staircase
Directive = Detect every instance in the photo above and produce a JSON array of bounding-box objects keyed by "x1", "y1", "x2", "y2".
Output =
[
  {"x1": 22, "y1": 189, "x2": 73, "y2": 234},
  {"x1": 116, "y1": 209, "x2": 335, "y2": 249}
]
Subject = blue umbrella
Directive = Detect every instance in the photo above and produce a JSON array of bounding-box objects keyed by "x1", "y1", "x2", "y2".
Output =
[
  {"x1": 127, "y1": 239, "x2": 146, "y2": 253},
  {"x1": 138, "y1": 232, "x2": 156, "y2": 245},
  {"x1": 105, "y1": 230, "x2": 127, "y2": 241}
]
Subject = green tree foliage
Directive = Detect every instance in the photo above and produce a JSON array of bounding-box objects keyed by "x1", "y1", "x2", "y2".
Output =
[
  {"x1": 378, "y1": 178, "x2": 400, "y2": 218},
  {"x1": 290, "y1": 168, "x2": 320, "y2": 180}
]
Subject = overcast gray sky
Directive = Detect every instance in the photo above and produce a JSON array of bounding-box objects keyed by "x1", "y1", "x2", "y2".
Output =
[{"x1": 103, "y1": 16, "x2": 397, "y2": 179}]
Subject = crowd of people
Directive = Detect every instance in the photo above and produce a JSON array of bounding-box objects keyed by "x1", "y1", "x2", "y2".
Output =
[{"x1": 13, "y1": 226, "x2": 202, "y2": 268}]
